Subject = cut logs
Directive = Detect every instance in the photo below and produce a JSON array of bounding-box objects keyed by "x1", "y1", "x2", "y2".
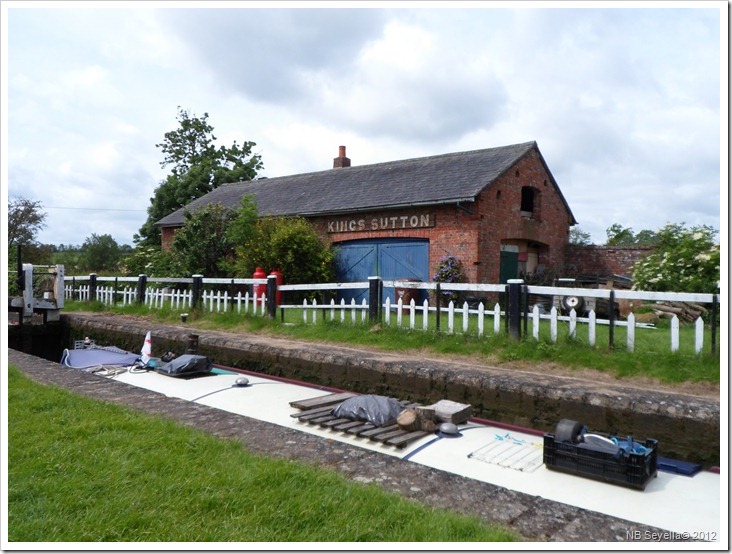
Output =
[
  {"x1": 396, "y1": 408, "x2": 421, "y2": 432},
  {"x1": 649, "y1": 301, "x2": 711, "y2": 323}
]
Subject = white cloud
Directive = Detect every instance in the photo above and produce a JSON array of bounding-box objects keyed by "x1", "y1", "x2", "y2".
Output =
[{"x1": 4, "y1": 3, "x2": 724, "y2": 248}]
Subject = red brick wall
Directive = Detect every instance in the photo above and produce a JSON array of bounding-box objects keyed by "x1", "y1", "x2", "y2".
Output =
[
  {"x1": 161, "y1": 227, "x2": 177, "y2": 251},
  {"x1": 308, "y1": 205, "x2": 481, "y2": 280},
  {"x1": 565, "y1": 245, "x2": 653, "y2": 277},
  {"x1": 309, "y1": 148, "x2": 575, "y2": 283},
  {"x1": 474, "y1": 149, "x2": 574, "y2": 282}
]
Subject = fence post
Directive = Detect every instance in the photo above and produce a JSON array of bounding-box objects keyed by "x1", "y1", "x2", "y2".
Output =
[
  {"x1": 89, "y1": 273, "x2": 97, "y2": 302},
  {"x1": 435, "y1": 283, "x2": 441, "y2": 331},
  {"x1": 608, "y1": 289, "x2": 615, "y2": 349},
  {"x1": 72, "y1": 277, "x2": 78, "y2": 300},
  {"x1": 113, "y1": 277, "x2": 118, "y2": 305},
  {"x1": 522, "y1": 284, "x2": 529, "y2": 337},
  {"x1": 368, "y1": 276, "x2": 382, "y2": 323},
  {"x1": 266, "y1": 274, "x2": 277, "y2": 318},
  {"x1": 136, "y1": 274, "x2": 148, "y2": 305},
  {"x1": 191, "y1": 274, "x2": 203, "y2": 310},
  {"x1": 507, "y1": 279, "x2": 523, "y2": 340},
  {"x1": 711, "y1": 292, "x2": 718, "y2": 355}
]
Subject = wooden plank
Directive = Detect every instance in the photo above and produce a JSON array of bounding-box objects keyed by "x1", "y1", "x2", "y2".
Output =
[
  {"x1": 290, "y1": 406, "x2": 334, "y2": 419},
  {"x1": 310, "y1": 415, "x2": 337, "y2": 425},
  {"x1": 298, "y1": 410, "x2": 337, "y2": 423},
  {"x1": 359, "y1": 424, "x2": 399, "y2": 438},
  {"x1": 289, "y1": 392, "x2": 358, "y2": 410},
  {"x1": 333, "y1": 420, "x2": 368, "y2": 432},
  {"x1": 386, "y1": 430, "x2": 430, "y2": 448},
  {"x1": 321, "y1": 418, "x2": 353, "y2": 428},
  {"x1": 372, "y1": 429, "x2": 408, "y2": 442},
  {"x1": 345, "y1": 422, "x2": 376, "y2": 435}
]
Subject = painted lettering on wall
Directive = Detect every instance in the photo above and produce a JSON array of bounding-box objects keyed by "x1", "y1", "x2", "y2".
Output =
[{"x1": 327, "y1": 214, "x2": 434, "y2": 233}]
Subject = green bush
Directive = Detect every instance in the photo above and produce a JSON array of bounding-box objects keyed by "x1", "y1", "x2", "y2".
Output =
[{"x1": 632, "y1": 223, "x2": 719, "y2": 293}]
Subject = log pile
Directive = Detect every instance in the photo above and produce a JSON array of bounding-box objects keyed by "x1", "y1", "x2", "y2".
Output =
[{"x1": 649, "y1": 301, "x2": 709, "y2": 323}]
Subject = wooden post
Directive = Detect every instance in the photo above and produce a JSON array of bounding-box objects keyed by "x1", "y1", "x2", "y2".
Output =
[
  {"x1": 266, "y1": 274, "x2": 277, "y2": 318},
  {"x1": 507, "y1": 279, "x2": 523, "y2": 340},
  {"x1": 136, "y1": 274, "x2": 147, "y2": 305},
  {"x1": 191, "y1": 274, "x2": 203, "y2": 310},
  {"x1": 435, "y1": 283, "x2": 441, "y2": 331},
  {"x1": 608, "y1": 289, "x2": 615, "y2": 349},
  {"x1": 368, "y1": 276, "x2": 381, "y2": 323},
  {"x1": 89, "y1": 273, "x2": 97, "y2": 302},
  {"x1": 711, "y1": 293, "x2": 718, "y2": 355}
]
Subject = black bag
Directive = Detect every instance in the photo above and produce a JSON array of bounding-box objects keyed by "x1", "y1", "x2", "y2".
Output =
[
  {"x1": 331, "y1": 395, "x2": 403, "y2": 426},
  {"x1": 155, "y1": 354, "x2": 212, "y2": 377}
]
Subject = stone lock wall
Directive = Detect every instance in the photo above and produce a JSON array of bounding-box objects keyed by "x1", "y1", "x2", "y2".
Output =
[{"x1": 61, "y1": 313, "x2": 720, "y2": 466}]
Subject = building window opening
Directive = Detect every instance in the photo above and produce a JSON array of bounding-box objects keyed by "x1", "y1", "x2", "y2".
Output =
[{"x1": 521, "y1": 186, "x2": 535, "y2": 218}]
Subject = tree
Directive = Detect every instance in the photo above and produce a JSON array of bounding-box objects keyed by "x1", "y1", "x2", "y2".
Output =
[
  {"x1": 135, "y1": 107, "x2": 263, "y2": 246},
  {"x1": 79, "y1": 234, "x2": 122, "y2": 273},
  {"x1": 230, "y1": 215, "x2": 334, "y2": 286},
  {"x1": 632, "y1": 223, "x2": 719, "y2": 293},
  {"x1": 606, "y1": 223, "x2": 657, "y2": 246},
  {"x1": 569, "y1": 227, "x2": 592, "y2": 245},
  {"x1": 8, "y1": 196, "x2": 46, "y2": 247},
  {"x1": 169, "y1": 203, "x2": 239, "y2": 277}
]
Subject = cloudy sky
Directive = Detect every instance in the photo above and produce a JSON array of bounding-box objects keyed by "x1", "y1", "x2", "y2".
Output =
[{"x1": 3, "y1": 1, "x2": 726, "y2": 248}]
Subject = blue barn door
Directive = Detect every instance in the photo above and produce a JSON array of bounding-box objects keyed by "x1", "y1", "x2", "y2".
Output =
[
  {"x1": 335, "y1": 239, "x2": 429, "y2": 304},
  {"x1": 334, "y1": 243, "x2": 376, "y2": 304},
  {"x1": 378, "y1": 240, "x2": 429, "y2": 304}
]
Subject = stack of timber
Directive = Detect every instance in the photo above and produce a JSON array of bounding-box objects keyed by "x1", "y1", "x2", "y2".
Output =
[
  {"x1": 290, "y1": 394, "x2": 473, "y2": 449},
  {"x1": 289, "y1": 392, "x2": 429, "y2": 448},
  {"x1": 649, "y1": 301, "x2": 709, "y2": 323}
]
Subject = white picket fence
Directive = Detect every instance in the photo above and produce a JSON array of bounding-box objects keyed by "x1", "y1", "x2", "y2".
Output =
[
  {"x1": 66, "y1": 283, "x2": 268, "y2": 316},
  {"x1": 64, "y1": 275, "x2": 719, "y2": 355}
]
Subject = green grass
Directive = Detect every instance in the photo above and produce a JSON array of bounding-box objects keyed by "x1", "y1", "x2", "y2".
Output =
[
  {"x1": 62, "y1": 300, "x2": 720, "y2": 385},
  {"x1": 7, "y1": 365, "x2": 519, "y2": 543}
]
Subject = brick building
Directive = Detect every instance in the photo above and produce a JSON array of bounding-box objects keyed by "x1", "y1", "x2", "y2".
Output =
[{"x1": 156, "y1": 142, "x2": 577, "y2": 296}]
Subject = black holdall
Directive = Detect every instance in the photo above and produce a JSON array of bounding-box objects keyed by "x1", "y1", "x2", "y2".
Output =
[{"x1": 155, "y1": 354, "x2": 213, "y2": 377}]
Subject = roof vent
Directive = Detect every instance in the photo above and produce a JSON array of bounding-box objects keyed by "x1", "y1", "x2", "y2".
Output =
[{"x1": 333, "y1": 145, "x2": 351, "y2": 169}]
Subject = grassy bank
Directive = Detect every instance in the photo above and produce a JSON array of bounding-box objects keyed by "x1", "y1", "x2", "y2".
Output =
[
  {"x1": 63, "y1": 300, "x2": 720, "y2": 384},
  {"x1": 7, "y1": 365, "x2": 518, "y2": 543}
]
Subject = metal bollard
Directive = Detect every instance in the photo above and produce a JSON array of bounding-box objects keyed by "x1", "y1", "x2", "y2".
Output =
[{"x1": 186, "y1": 334, "x2": 199, "y2": 354}]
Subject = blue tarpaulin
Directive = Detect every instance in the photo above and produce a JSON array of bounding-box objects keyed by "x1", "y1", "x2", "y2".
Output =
[{"x1": 61, "y1": 347, "x2": 140, "y2": 369}]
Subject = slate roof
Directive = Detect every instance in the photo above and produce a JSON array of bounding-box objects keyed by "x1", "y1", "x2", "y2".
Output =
[{"x1": 155, "y1": 141, "x2": 576, "y2": 227}]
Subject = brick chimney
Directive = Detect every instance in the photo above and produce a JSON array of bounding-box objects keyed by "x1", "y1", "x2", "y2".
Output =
[{"x1": 333, "y1": 145, "x2": 351, "y2": 168}]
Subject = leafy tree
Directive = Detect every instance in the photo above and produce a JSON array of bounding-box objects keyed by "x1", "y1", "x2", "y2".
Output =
[
  {"x1": 8, "y1": 196, "x2": 46, "y2": 247},
  {"x1": 632, "y1": 223, "x2": 719, "y2": 293},
  {"x1": 119, "y1": 246, "x2": 178, "y2": 278},
  {"x1": 169, "y1": 203, "x2": 238, "y2": 277},
  {"x1": 569, "y1": 227, "x2": 592, "y2": 245},
  {"x1": 606, "y1": 223, "x2": 657, "y2": 246},
  {"x1": 79, "y1": 234, "x2": 122, "y2": 273},
  {"x1": 225, "y1": 195, "x2": 260, "y2": 249},
  {"x1": 231, "y1": 215, "x2": 334, "y2": 286},
  {"x1": 135, "y1": 107, "x2": 263, "y2": 247}
]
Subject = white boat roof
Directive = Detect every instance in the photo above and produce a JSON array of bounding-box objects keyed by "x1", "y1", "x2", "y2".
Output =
[{"x1": 105, "y1": 367, "x2": 722, "y2": 539}]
